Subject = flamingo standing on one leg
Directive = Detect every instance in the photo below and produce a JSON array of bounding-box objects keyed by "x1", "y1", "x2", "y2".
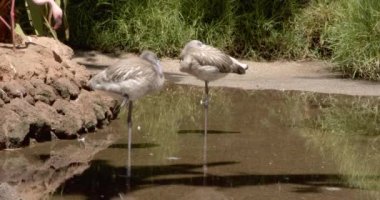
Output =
[
  {"x1": 179, "y1": 40, "x2": 248, "y2": 180},
  {"x1": 88, "y1": 50, "x2": 165, "y2": 179},
  {"x1": 0, "y1": 0, "x2": 62, "y2": 50}
]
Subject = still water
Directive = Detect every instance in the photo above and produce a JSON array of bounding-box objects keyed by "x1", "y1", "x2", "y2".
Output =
[{"x1": 0, "y1": 85, "x2": 379, "y2": 200}]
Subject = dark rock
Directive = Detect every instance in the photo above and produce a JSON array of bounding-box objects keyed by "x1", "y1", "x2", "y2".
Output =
[
  {"x1": 4, "y1": 98, "x2": 55, "y2": 142},
  {"x1": 31, "y1": 82, "x2": 57, "y2": 104},
  {"x1": 52, "y1": 78, "x2": 80, "y2": 100},
  {"x1": 0, "y1": 108, "x2": 29, "y2": 149},
  {"x1": 2, "y1": 80, "x2": 27, "y2": 98},
  {"x1": 33, "y1": 102, "x2": 61, "y2": 141}
]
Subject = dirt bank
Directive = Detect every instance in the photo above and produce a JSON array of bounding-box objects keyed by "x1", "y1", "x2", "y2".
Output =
[
  {"x1": 74, "y1": 51, "x2": 380, "y2": 97},
  {"x1": 0, "y1": 37, "x2": 120, "y2": 150}
]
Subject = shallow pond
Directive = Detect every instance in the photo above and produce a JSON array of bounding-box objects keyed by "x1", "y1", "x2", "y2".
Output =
[{"x1": 1, "y1": 85, "x2": 379, "y2": 200}]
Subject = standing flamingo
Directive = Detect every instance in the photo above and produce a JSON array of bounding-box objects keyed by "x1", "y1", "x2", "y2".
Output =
[
  {"x1": 179, "y1": 40, "x2": 248, "y2": 177},
  {"x1": 88, "y1": 50, "x2": 165, "y2": 178},
  {"x1": 0, "y1": 0, "x2": 62, "y2": 50}
]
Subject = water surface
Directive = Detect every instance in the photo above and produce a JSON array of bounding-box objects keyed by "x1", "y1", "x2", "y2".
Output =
[{"x1": 0, "y1": 85, "x2": 379, "y2": 200}]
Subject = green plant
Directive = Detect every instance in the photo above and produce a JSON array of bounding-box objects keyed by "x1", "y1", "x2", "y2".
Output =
[
  {"x1": 66, "y1": 0, "x2": 307, "y2": 59},
  {"x1": 327, "y1": 0, "x2": 380, "y2": 80},
  {"x1": 285, "y1": 0, "x2": 337, "y2": 59}
]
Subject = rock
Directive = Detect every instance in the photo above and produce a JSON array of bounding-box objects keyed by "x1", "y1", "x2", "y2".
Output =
[
  {"x1": 52, "y1": 78, "x2": 80, "y2": 100},
  {"x1": 0, "y1": 88, "x2": 10, "y2": 103},
  {"x1": 34, "y1": 102, "x2": 62, "y2": 140},
  {"x1": 24, "y1": 95, "x2": 35, "y2": 105},
  {"x1": 0, "y1": 183, "x2": 21, "y2": 200},
  {"x1": 30, "y1": 82, "x2": 57, "y2": 104},
  {"x1": 52, "y1": 99, "x2": 82, "y2": 137},
  {"x1": 4, "y1": 99, "x2": 62, "y2": 142},
  {"x1": 29, "y1": 36, "x2": 74, "y2": 60},
  {"x1": 0, "y1": 37, "x2": 121, "y2": 149},
  {"x1": 34, "y1": 102, "x2": 61, "y2": 129},
  {"x1": 86, "y1": 91, "x2": 118, "y2": 120},
  {"x1": 19, "y1": 80, "x2": 35, "y2": 92},
  {"x1": 62, "y1": 60, "x2": 91, "y2": 88},
  {"x1": 74, "y1": 91, "x2": 99, "y2": 131},
  {"x1": 2, "y1": 80, "x2": 27, "y2": 98},
  {"x1": 4, "y1": 98, "x2": 44, "y2": 126},
  {"x1": 4, "y1": 98, "x2": 54, "y2": 141},
  {"x1": 0, "y1": 55, "x2": 17, "y2": 81},
  {"x1": 8, "y1": 49, "x2": 47, "y2": 81},
  {"x1": 0, "y1": 108, "x2": 30, "y2": 149},
  {"x1": 44, "y1": 59, "x2": 75, "y2": 84}
]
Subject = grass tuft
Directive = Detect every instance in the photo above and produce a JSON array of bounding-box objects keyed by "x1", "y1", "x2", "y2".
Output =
[{"x1": 326, "y1": 0, "x2": 380, "y2": 80}]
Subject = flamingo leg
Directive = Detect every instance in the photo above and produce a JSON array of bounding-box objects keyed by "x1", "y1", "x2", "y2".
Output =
[
  {"x1": 0, "y1": 16, "x2": 11, "y2": 30},
  {"x1": 127, "y1": 100, "x2": 133, "y2": 179},
  {"x1": 203, "y1": 81, "x2": 209, "y2": 183},
  {"x1": 10, "y1": 0, "x2": 15, "y2": 50}
]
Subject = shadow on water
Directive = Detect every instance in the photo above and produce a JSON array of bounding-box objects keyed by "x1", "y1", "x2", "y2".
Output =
[
  {"x1": 53, "y1": 158, "x2": 359, "y2": 200},
  {"x1": 1, "y1": 84, "x2": 379, "y2": 200}
]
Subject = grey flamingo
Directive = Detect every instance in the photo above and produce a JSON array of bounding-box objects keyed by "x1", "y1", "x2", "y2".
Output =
[
  {"x1": 88, "y1": 50, "x2": 165, "y2": 178},
  {"x1": 179, "y1": 40, "x2": 248, "y2": 178}
]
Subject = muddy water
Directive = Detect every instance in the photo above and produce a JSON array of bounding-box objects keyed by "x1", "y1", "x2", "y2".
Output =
[{"x1": 1, "y1": 85, "x2": 379, "y2": 200}]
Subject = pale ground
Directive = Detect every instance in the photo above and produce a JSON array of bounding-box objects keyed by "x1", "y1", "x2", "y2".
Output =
[{"x1": 73, "y1": 51, "x2": 380, "y2": 96}]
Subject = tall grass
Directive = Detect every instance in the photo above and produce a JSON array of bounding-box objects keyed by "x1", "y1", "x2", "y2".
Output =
[
  {"x1": 67, "y1": 0, "x2": 195, "y2": 56},
  {"x1": 327, "y1": 0, "x2": 380, "y2": 80},
  {"x1": 66, "y1": 0, "x2": 306, "y2": 59},
  {"x1": 67, "y1": 0, "x2": 380, "y2": 80},
  {"x1": 285, "y1": 0, "x2": 337, "y2": 59}
]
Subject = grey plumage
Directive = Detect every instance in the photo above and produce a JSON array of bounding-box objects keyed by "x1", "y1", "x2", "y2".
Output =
[
  {"x1": 179, "y1": 40, "x2": 248, "y2": 81},
  {"x1": 87, "y1": 50, "x2": 164, "y2": 179},
  {"x1": 179, "y1": 40, "x2": 249, "y2": 179},
  {"x1": 88, "y1": 50, "x2": 164, "y2": 100}
]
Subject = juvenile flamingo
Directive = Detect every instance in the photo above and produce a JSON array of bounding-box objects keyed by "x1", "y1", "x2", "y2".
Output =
[
  {"x1": 88, "y1": 50, "x2": 165, "y2": 178},
  {"x1": 179, "y1": 40, "x2": 248, "y2": 177}
]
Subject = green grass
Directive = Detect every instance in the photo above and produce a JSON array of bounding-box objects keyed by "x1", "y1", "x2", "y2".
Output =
[
  {"x1": 326, "y1": 0, "x2": 380, "y2": 80},
  {"x1": 66, "y1": 0, "x2": 306, "y2": 59},
  {"x1": 66, "y1": 0, "x2": 380, "y2": 80},
  {"x1": 285, "y1": 0, "x2": 337, "y2": 59}
]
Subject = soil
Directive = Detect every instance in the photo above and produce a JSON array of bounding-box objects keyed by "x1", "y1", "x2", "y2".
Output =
[
  {"x1": 73, "y1": 50, "x2": 380, "y2": 96},
  {"x1": 0, "y1": 37, "x2": 121, "y2": 150}
]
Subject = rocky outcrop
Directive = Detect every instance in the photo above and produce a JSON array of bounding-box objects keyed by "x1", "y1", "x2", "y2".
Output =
[
  {"x1": 0, "y1": 130, "x2": 121, "y2": 200},
  {"x1": 0, "y1": 37, "x2": 120, "y2": 150}
]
